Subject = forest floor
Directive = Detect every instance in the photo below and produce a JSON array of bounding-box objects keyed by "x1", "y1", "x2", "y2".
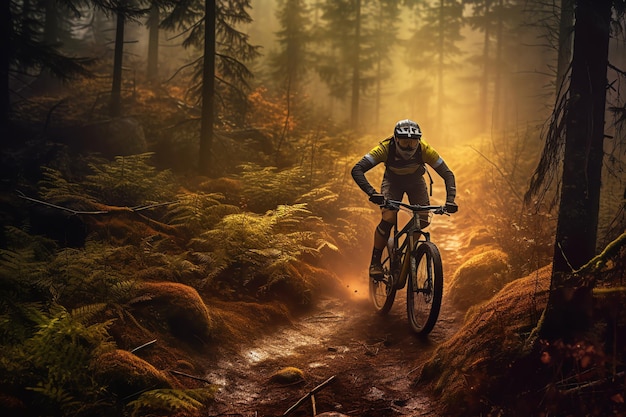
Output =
[{"x1": 204, "y1": 221, "x2": 466, "y2": 417}]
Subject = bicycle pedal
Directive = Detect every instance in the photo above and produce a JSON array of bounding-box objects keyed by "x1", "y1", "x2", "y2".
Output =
[{"x1": 371, "y1": 275, "x2": 384, "y2": 283}]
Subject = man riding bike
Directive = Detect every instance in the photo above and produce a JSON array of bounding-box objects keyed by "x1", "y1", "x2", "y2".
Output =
[{"x1": 351, "y1": 119, "x2": 458, "y2": 278}]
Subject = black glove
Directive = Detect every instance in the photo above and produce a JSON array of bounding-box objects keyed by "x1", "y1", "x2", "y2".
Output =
[
  {"x1": 369, "y1": 193, "x2": 386, "y2": 206},
  {"x1": 445, "y1": 201, "x2": 458, "y2": 214}
]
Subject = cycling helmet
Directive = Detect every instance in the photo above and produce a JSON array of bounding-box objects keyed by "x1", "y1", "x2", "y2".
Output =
[
  {"x1": 393, "y1": 119, "x2": 422, "y2": 160},
  {"x1": 394, "y1": 119, "x2": 422, "y2": 140}
]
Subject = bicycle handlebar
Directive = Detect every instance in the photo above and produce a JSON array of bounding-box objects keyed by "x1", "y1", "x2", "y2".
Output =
[{"x1": 382, "y1": 199, "x2": 450, "y2": 216}]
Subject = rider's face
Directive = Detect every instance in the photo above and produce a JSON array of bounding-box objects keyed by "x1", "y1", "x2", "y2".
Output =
[{"x1": 397, "y1": 138, "x2": 419, "y2": 150}]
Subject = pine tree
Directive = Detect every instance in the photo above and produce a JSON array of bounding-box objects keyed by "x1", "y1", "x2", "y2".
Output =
[
  {"x1": 404, "y1": 0, "x2": 463, "y2": 141},
  {"x1": 1, "y1": 0, "x2": 95, "y2": 140},
  {"x1": 314, "y1": 0, "x2": 402, "y2": 128},
  {"x1": 161, "y1": 0, "x2": 260, "y2": 176},
  {"x1": 267, "y1": 0, "x2": 313, "y2": 156}
]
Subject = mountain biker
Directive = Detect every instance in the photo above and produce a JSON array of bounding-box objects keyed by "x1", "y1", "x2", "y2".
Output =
[{"x1": 351, "y1": 119, "x2": 458, "y2": 278}]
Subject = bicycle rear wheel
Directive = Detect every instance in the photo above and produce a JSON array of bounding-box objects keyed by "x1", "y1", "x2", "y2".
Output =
[
  {"x1": 407, "y1": 241, "x2": 443, "y2": 335},
  {"x1": 369, "y1": 243, "x2": 396, "y2": 314}
]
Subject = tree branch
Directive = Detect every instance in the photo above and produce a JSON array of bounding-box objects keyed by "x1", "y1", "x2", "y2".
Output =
[{"x1": 468, "y1": 146, "x2": 523, "y2": 203}]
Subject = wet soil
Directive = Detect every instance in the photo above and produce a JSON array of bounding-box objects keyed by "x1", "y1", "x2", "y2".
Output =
[{"x1": 205, "y1": 220, "x2": 465, "y2": 417}]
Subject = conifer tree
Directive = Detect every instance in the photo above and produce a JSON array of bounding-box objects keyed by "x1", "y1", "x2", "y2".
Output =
[
  {"x1": 1, "y1": 0, "x2": 95, "y2": 141},
  {"x1": 524, "y1": 0, "x2": 626, "y2": 341},
  {"x1": 161, "y1": 0, "x2": 260, "y2": 176},
  {"x1": 268, "y1": 0, "x2": 313, "y2": 152},
  {"x1": 404, "y1": 0, "x2": 463, "y2": 141},
  {"x1": 315, "y1": 0, "x2": 401, "y2": 129}
]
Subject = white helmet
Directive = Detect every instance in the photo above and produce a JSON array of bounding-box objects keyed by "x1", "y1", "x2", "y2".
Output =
[
  {"x1": 393, "y1": 119, "x2": 422, "y2": 160},
  {"x1": 394, "y1": 119, "x2": 422, "y2": 140}
]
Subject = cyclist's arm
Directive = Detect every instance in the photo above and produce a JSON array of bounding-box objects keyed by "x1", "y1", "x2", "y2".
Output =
[
  {"x1": 433, "y1": 160, "x2": 456, "y2": 203},
  {"x1": 351, "y1": 156, "x2": 378, "y2": 196}
]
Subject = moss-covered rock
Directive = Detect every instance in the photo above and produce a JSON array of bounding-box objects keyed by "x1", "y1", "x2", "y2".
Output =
[
  {"x1": 448, "y1": 248, "x2": 512, "y2": 310},
  {"x1": 137, "y1": 281, "x2": 214, "y2": 344},
  {"x1": 269, "y1": 366, "x2": 305, "y2": 384},
  {"x1": 92, "y1": 349, "x2": 172, "y2": 398}
]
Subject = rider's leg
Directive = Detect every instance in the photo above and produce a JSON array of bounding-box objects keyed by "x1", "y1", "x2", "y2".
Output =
[
  {"x1": 370, "y1": 172, "x2": 401, "y2": 276},
  {"x1": 371, "y1": 210, "x2": 397, "y2": 257},
  {"x1": 407, "y1": 175, "x2": 430, "y2": 229}
]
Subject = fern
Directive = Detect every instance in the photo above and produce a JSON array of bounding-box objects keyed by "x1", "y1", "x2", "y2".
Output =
[
  {"x1": 127, "y1": 387, "x2": 217, "y2": 417},
  {"x1": 38, "y1": 166, "x2": 95, "y2": 207},
  {"x1": 44, "y1": 241, "x2": 138, "y2": 307},
  {"x1": 189, "y1": 204, "x2": 332, "y2": 299},
  {"x1": 0, "y1": 227, "x2": 58, "y2": 303},
  {"x1": 239, "y1": 163, "x2": 310, "y2": 212},
  {"x1": 164, "y1": 191, "x2": 240, "y2": 233},
  {"x1": 84, "y1": 153, "x2": 177, "y2": 206},
  {"x1": 1, "y1": 303, "x2": 117, "y2": 417},
  {"x1": 38, "y1": 153, "x2": 178, "y2": 208}
]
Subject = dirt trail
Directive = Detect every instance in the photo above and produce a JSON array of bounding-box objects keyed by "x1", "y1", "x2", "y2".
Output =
[{"x1": 205, "y1": 220, "x2": 465, "y2": 417}]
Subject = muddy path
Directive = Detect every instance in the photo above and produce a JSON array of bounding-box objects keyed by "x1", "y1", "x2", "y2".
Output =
[{"x1": 205, "y1": 220, "x2": 465, "y2": 417}]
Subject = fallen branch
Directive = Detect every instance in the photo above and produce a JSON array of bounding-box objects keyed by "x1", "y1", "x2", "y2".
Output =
[
  {"x1": 559, "y1": 371, "x2": 625, "y2": 395},
  {"x1": 168, "y1": 369, "x2": 212, "y2": 384},
  {"x1": 16, "y1": 190, "x2": 184, "y2": 240},
  {"x1": 130, "y1": 339, "x2": 157, "y2": 353},
  {"x1": 283, "y1": 375, "x2": 336, "y2": 416},
  {"x1": 16, "y1": 190, "x2": 108, "y2": 215}
]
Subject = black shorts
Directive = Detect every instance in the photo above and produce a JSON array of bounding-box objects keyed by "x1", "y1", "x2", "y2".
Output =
[{"x1": 380, "y1": 170, "x2": 429, "y2": 206}]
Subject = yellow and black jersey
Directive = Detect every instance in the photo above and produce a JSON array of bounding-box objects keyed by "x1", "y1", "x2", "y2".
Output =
[
  {"x1": 351, "y1": 136, "x2": 455, "y2": 201},
  {"x1": 364, "y1": 137, "x2": 443, "y2": 175}
]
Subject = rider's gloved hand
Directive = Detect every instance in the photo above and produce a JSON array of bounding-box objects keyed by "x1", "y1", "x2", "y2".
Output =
[
  {"x1": 369, "y1": 193, "x2": 386, "y2": 206},
  {"x1": 445, "y1": 200, "x2": 458, "y2": 214}
]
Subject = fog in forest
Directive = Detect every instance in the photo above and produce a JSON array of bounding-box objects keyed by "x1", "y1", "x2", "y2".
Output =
[
  {"x1": 113, "y1": 0, "x2": 594, "y2": 146},
  {"x1": 249, "y1": 0, "x2": 557, "y2": 144}
]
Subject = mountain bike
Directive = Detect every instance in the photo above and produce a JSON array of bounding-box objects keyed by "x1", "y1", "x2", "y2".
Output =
[{"x1": 369, "y1": 199, "x2": 448, "y2": 336}]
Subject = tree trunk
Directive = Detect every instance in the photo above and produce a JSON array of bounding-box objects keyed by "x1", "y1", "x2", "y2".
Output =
[
  {"x1": 479, "y1": 7, "x2": 490, "y2": 134},
  {"x1": 492, "y1": 0, "x2": 503, "y2": 132},
  {"x1": 147, "y1": 5, "x2": 160, "y2": 82},
  {"x1": 553, "y1": 0, "x2": 610, "y2": 274},
  {"x1": 436, "y1": 0, "x2": 444, "y2": 138},
  {"x1": 199, "y1": 0, "x2": 216, "y2": 176},
  {"x1": 540, "y1": 0, "x2": 611, "y2": 341},
  {"x1": 350, "y1": 0, "x2": 361, "y2": 127},
  {"x1": 555, "y1": 0, "x2": 574, "y2": 94},
  {"x1": 0, "y1": 0, "x2": 9, "y2": 137},
  {"x1": 110, "y1": 10, "x2": 125, "y2": 118}
]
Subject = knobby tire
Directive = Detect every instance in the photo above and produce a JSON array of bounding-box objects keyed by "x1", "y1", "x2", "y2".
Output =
[
  {"x1": 369, "y1": 241, "x2": 396, "y2": 314},
  {"x1": 407, "y1": 241, "x2": 443, "y2": 335}
]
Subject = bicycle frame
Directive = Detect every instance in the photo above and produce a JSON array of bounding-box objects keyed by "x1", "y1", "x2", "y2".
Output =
[{"x1": 389, "y1": 209, "x2": 429, "y2": 290}]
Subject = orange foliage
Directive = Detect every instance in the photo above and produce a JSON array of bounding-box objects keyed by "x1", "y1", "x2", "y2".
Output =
[{"x1": 247, "y1": 87, "x2": 296, "y2": 134}]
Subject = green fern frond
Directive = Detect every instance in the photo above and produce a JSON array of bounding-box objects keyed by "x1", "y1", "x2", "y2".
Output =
[
  {"x1": 239, "y1": 163, "x2": 309, "y2": 212},
  {"x1": 165, "y1": 192, "x2": 239, "y2": 232},
  {"x1": 82, "y1": 153, "x2": 177, "y2": 206},
  {"x1": 38, "y1": 166, "x2": 93, "y2": 205},
  {"x1": 109, "y1": 280, "x2": 139, "y2": 303},
  {"x1": 0, "y1": 228, "x2": 58, "y2": 300},
  {"x1": 1, "y1": 302, "x2": 117, "y2": 416},
  {"x1": 45, "y1": 242, "x2": 141, "y2": 306},
  {"x1": 127, "y1": 387, "x2": 217, "y2": 417},
  {"x1": 70, "y1": 303, "x2": 107, "y2": 323}
]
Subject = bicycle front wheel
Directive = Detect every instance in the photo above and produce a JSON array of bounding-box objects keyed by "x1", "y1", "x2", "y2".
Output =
[
  {"x1": 369, "y1": 243, "x2": 396, "y2": 314},
  {"x1": 407, "y1": 241, "x2": 443, "y2": 335}
]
